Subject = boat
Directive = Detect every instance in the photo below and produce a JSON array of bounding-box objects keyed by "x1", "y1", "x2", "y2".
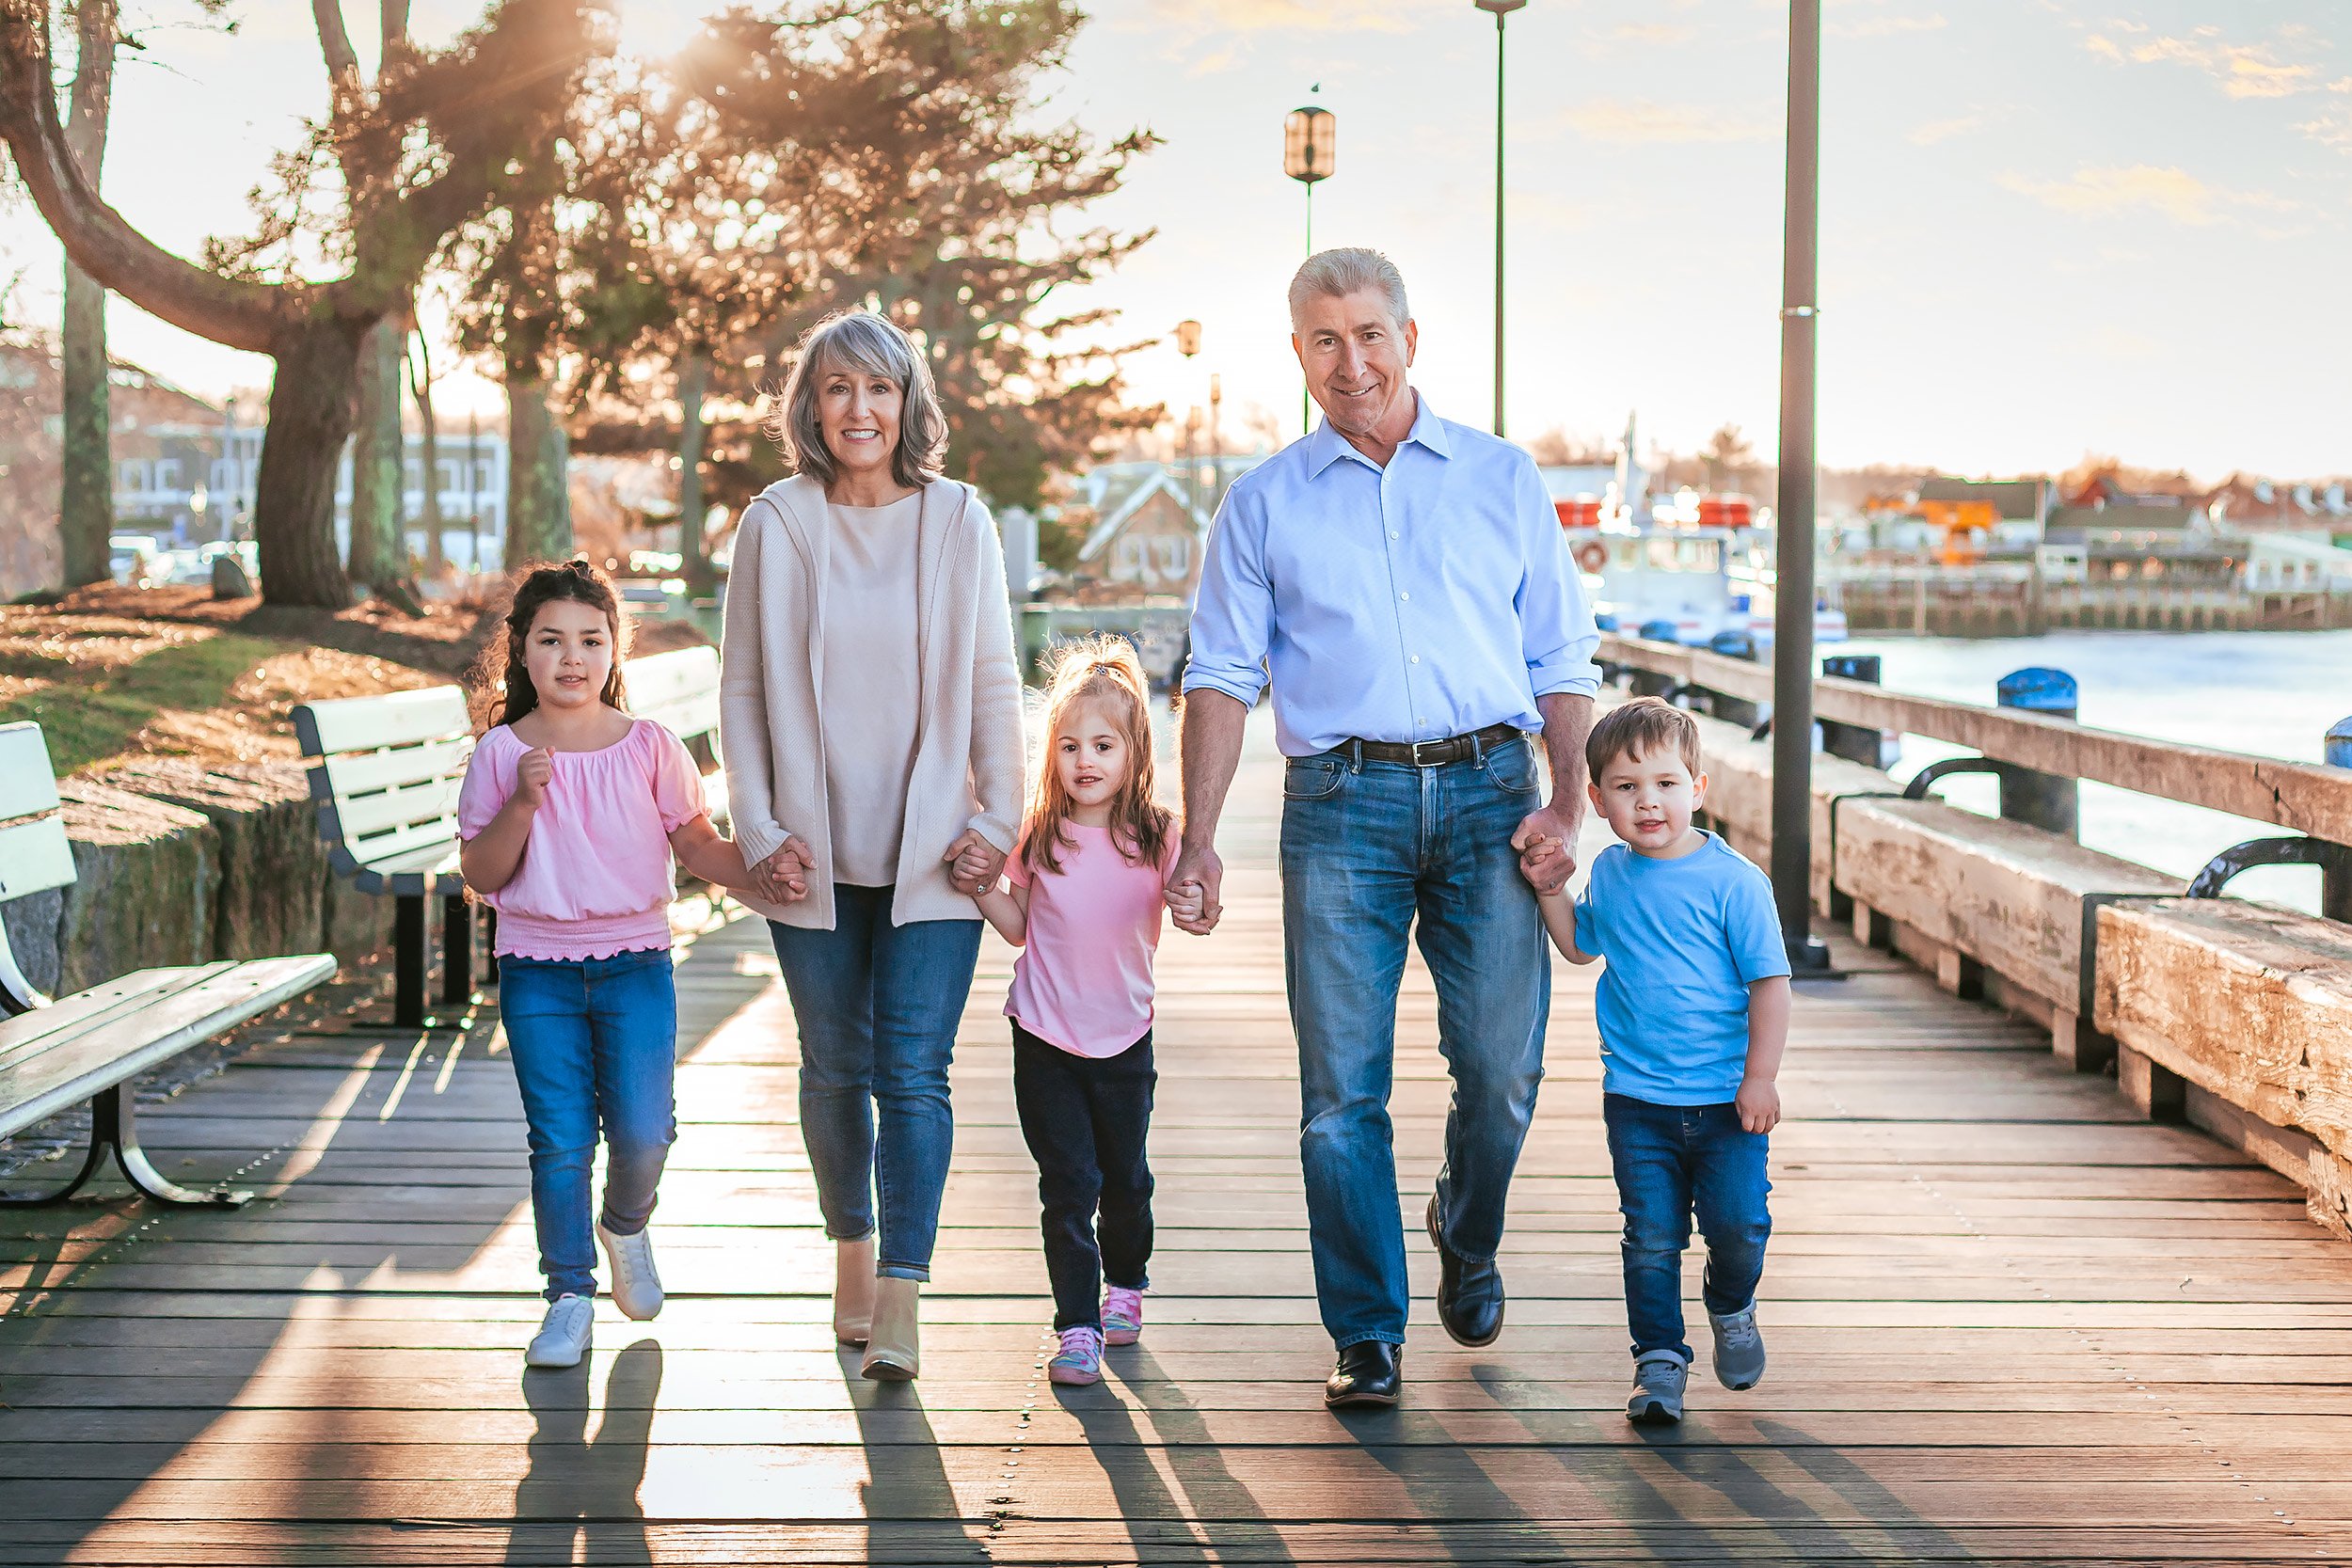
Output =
[{"x1": 1557, "y1": 490, "x2": 1847, "y2": 651}]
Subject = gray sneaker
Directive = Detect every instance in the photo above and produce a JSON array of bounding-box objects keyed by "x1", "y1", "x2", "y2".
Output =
[
  {"x1": 1627, "y1": 1352, "x2": 1688, "y2": 1424},
  {"x1": 1709, "y1": 1304, "x2": 1767, "y2": 1390}
]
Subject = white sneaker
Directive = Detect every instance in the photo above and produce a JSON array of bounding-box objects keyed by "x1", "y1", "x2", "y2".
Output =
[
  {"x1": 527, "y1": 1294, "x2": 593, "y2": 1369},
  {"x1": 597, "y1": 1221, "x2": 665, "y2": 1321}
]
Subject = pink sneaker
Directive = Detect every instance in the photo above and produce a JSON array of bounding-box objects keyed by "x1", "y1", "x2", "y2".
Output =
[
  {"x1": 1048, "y1": 1325, "x2": 1103, "y2": 1385},
  {"x1": 1102, "y1": 1286, "x2": 1144, "y2": 1347}
]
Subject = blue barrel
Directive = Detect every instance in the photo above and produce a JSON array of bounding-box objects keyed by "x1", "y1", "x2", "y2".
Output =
[
  {"x1": 2327, "y1": 716, "x2": 2352, "y2": 769},
  {"x1": 1996, "y1": 667, "x2": 2077, "y2": 718},
  {"x1": 1821, "y1": 653, "x2": 1881, "y2": 683},
  {"x1": 1594, "y1": 610, "x2": 1619, "y2": 632},
  {"x1": 1638, "y1": 618, "x2": 1680, "y2": 644},
  {"x1": 1708, "y1": 630, "x2": 1757, "y2": 660}
]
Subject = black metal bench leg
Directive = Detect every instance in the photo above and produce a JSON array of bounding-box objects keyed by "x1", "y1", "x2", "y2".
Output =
[
  {"x1": 483, "y1": 909, "x2": 500, "y2": 986},
  {"x1": 394, "y1": 895, "x2": 427, "y2": 1029},
  {"x1": 442, "y1": 895, "x2": 474, "y2": 1009},
  {"x1": 0, "y1": 1085, "x2": 249, "y2": 1208}
]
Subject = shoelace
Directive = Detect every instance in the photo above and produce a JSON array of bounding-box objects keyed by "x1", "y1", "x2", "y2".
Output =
[
  {"x1": 1104, "y1": 1289, "x2": 1140, "y2": 1321},
  {"x1": 1056, "y1": 1328, "x2": 1101, "y2": 1360},
  {"x1": 1718, "y1": 1315, "x2": 1758, "y2": 1349}
]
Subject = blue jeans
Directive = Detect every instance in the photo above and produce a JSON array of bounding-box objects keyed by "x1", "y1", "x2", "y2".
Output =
[
  {"x1": 500, "y1": 949, "x2": 679, "y2": 1302},
  {"x1": 1280, "y1": 736, "x2": 1551, "y2": 1348},
  {"x1": 768, "y1": 886, "x2": 983, "y2": 1281},
  {"x1": 1604, "y1": 1093, "x2": 1772, "y2": 1363}
]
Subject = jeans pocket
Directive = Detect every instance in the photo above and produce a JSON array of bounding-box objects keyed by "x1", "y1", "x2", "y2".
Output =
[
  {"x1": 1283, "y1": 757, "x2": 1347, "y2": 801},
  {"x1": 1483, "y1": 736, "x2": 1542, "y2": 796}
]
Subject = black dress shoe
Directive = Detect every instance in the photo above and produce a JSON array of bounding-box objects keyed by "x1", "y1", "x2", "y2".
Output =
[
  {"x1": 1324, "y1": 1340, "x2": 1403, "y2": 1408},
  {"x1": 1426, "y1": 1194, "x2": 1505, "y2": 1348}
]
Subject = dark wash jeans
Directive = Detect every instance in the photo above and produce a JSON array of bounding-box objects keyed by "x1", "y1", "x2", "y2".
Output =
[
  {"x1": 499, "y1": 948, "x2": 678, "y2": 1302},
  {"x1": 1280, "y1": 736, "x2": 1551, "y2": 1349},
  {"x1": 768, "y1": 885, "x2": 984, "y2": 1282},
  {"x1": 1011, "y1": 1022, "x2": 1154, "y2": 1332},
  {"x1": 1603, "y1": 1092, "x2": 1772, "y2": 1363}
]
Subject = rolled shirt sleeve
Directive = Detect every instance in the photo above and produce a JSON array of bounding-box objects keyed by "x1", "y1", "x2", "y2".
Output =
[
  {"x1": 1515, "y1": 455, "x2": 1602, "y2": 700},
  {"x1": 1181, "y1": 487, "x2": 1273, "y2": 708}
]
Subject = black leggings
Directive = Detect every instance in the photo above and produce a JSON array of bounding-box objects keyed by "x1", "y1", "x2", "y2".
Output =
[{"x1": 1011, "y1": 1022, "x2": 1155, "y2": 1331}]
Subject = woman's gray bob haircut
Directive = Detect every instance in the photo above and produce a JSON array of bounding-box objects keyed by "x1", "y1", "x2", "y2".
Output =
[
  {"x1": 1288, "y1": 247, "x2": 1411, "y2": 332},
  {"x1": 768, "y1": 309, "x2": 949, "y2": 491}
]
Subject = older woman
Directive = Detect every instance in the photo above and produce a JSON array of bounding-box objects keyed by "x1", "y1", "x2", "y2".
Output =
[{"x1": 720, "y1": 309, "x2": 1024, "y2": 1381}]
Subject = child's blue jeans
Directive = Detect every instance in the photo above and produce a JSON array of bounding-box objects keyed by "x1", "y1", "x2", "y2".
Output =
[
  {"x1": 1603, "y1": 1092, "x2": 1772, "y2": 1363},
  {"x1": 499, "y1": 948, "x2": 679, "y2": 1301}
]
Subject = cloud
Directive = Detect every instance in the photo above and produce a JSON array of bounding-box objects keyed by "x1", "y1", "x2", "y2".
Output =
[
  {"x1": 2084, "y1": 26, "x2": 2324, "y2": 99},
  {"x1": 1830, "y1": 12, "x2": 1948, "y2": 40},
  {"x1": 1561, "y1": 100, "x2": 1776, "y2": 145},
  {"x1": 1996, "y1": 164, "x2": 2288, "y2": 228},
  {"x1": 2297, "y1": 104, "x2": 2352, "y2": 151},
  {"x1": 1613, "y1": 23, "x2": 1696, "y2": 45},
  {"x1": 1907, "y1": 113, "x2": 1983, "y2": 145}
]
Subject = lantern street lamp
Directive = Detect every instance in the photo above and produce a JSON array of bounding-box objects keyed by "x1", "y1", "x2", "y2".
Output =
[
  {"x1": 1284, "y1": 95, "x2": 1336, "y2": 436},
  {"x1": 1475, "y1": 0, "x2": 1525, "y2": 438}
]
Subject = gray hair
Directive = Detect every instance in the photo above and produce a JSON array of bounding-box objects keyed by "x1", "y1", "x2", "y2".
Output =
[
  {"x1": 1288, "y1": 247, "x2": 1411, "y2": 332},
  {"x1": 769, "y1": 309, "x2": 949, "y2": 491}
]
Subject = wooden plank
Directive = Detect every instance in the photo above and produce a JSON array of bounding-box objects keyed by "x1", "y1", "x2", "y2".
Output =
[
  {"x1": 0, "y1": 815, "x2": 75, "y2": 900},
  {"x1": 293, "y1": 685, "x2": 470, "y2": 758},
  {"x1": 0, "y1": 720, "x2": 59, "y2": 821},
  {"x1": 323, "y1": 770, "x2": 465, "y2": 843},
  {"x1": 312, "y1": 736, "x2": 472, "y2": 802}
]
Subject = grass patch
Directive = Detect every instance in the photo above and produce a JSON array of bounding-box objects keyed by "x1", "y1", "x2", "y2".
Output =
[{"x1": 0, "y1": 630, "x2": 286, "y2": 775}]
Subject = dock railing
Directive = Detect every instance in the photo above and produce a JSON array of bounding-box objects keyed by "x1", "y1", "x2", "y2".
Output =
[{"x1": 1597, "y1": 631, "x2": 2352, "y2": 1239}]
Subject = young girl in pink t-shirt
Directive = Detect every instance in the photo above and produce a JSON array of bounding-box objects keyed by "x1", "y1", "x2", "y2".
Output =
[
  {"x1": 456, "y1": 561, "x2": 755, "y2": 1370},
  {"x1": 972, "y1": 639, "x2": 1203, "y2": 1386}
]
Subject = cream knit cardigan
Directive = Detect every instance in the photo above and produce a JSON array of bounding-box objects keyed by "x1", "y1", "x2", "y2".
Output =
[{"x1": 718, "y1": 473, "x2": 1025, "y2": 929}]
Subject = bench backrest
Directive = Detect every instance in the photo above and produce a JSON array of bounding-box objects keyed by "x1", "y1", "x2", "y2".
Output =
[
  {"x1": 294, "y1": 687, "x2": 475, "y2": 879},
  {"x1": 625, "y1": 645, "x2": 721, "y2": 746},
  {"x1": 0, "y1": 721, "x2": 75, "y2": 1012}
]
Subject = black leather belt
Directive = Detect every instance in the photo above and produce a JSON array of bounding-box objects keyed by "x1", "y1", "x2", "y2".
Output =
[{"x1": 1339, "y1": 722, "x2": 1526, "y2": 768}]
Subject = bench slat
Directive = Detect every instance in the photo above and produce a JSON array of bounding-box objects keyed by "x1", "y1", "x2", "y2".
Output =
[
  {"x1": 348, "y1": 842, "x2": 465, "y2": 897},
  {"x1": 311, "y1": 737, "x2": 473, "y2": 803},
  {"x1": 0, "y1": 722, "x2": 59, "y2": 822},
  {"x1": 326, "y1": 774, "x2": 465, "y2": 846},
  {"x1": 0, "y1": 966, "x2": 232, "y2": 1071},
  {"x1": 622, "y1": 646, "x2": 719, "y2": 713},
  {"x1": 0, "y1": 955, "x2": 337, "y2": 1139},
  {"x1": 294, "y1": 688, "x2": 470, "y2": 758},
  {"x1": 0, "y1": 816, "x2": 74, "y2": 901}
]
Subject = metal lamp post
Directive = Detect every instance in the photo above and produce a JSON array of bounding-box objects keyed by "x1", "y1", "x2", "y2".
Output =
[
  {"x1": 1175, "y1": 320, "x2": 1202, "y2": 524},
  {"x1": 1284, "y1": 98, "x2": 1336, "y2": 436},
  {"x1": 1770, "y1": 0, "x2": 1830, "y2": 972},
  {"x1": 1475, "y1": 0, "x2": 1525, "y2": 438}
]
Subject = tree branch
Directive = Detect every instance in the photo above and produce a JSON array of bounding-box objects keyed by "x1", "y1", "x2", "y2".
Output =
[
  {"x1": 0, "y1": 0, "x2": 286, "y2": 352},
  {"x1": 313, "y1": 0, "x2": 358, "y2": 87}
]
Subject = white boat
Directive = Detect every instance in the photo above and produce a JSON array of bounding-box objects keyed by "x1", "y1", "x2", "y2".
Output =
[{"x1": 1567, "y1": 520, "x2": 1846, "y2": 651}]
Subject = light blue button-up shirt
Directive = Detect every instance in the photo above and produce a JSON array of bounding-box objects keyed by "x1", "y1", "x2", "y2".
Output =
[{"x1": 1183, "y1": 395, "x2": 1601, "y2": 757}]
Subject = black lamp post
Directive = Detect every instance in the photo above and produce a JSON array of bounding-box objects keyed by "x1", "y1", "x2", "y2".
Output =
[
  {"x1": 1284, "y1": 96, "x2": 1335, "y2": 436},
  {"x1": 1475, "y1": 0, "x2": 1525, "y2": 438}
]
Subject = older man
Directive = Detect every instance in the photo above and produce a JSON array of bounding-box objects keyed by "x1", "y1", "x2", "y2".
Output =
[{"x1": 1169, "y1": 248, "x2": 1599, "y2": 1408}]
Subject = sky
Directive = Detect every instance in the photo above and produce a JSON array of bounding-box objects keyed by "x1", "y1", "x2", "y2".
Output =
[{"x1": 4, "y1": 0, "x2": 2347, "y2": 482}]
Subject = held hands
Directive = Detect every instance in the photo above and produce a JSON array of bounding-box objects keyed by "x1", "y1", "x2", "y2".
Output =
[
  {"x1": 1165, "y1": 838, "x2": 1223, "y2": 935},
  {"x1": 1511, "y1": 801, "x2": 1581, "y2": 896},
  {"x1": 753, "y1": 837, "x2": 815, "y2": 905},
  {"x1": 513, "y1": 746, "x2": 554, "y2": 809},
  {"x1": 1736, "y1": 1076, "x2": 1781, "y2": 1135},
  {"x1": 943, "y1": 830, "x2": 1008, "y2": 896}
]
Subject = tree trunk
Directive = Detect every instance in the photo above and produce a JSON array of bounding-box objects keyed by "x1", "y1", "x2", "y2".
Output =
[
  {"x1": 253, "y1": 319, "x2": 364, "y2": 609},
  {"x1": 409, "y1": 330, "x2": 445, "y2": 577},
  {"x1": 505, "y1": 368, "x2": 572, "y2": 565},
  {"x1": 57, "y1": 0, "x2": 118, "y2": 590},
  {"x1": 675, "y1": 348, "x2": 712, "y2": 593},
  {"x1": 347, "y1": 313, "x2": 407, "y2": 594}
]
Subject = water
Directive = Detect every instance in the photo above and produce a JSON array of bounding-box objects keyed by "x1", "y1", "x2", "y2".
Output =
[{"x1": 1836, "y1": 629, "x2": 2352, "y2": 915}]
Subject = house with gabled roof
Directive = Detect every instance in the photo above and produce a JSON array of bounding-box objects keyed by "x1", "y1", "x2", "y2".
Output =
[{"x1": 1069, "y1": 462, "x2": 1212, "y2": 599}]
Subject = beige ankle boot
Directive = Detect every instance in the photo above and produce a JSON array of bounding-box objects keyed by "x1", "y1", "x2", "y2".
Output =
[
  {"x1": 834, "y1": 1236, "x2": 877, "y2": 1347},
  {"x1": 860, "y1": 1275, "x2": 920, "y2": 1380}
]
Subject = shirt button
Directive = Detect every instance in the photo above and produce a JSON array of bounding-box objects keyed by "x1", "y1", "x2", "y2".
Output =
[
  {"x1": 1390, "y1": 531, "x2": 1400, "y2": 539},
  {"x1": 1398, "y1": 591, "x2": 1409, "y2": 601},
  {"x1": 1410, "y1": 655, "x2": 1421, "y2": 664}
]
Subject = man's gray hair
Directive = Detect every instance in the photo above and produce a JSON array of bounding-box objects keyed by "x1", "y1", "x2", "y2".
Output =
[
  {"x1": 769, "y1": 309, "x2": 949, "y2": 491},
  {"x1": 1288, "y1": 247, "x2": 1411, "y2": 332}
]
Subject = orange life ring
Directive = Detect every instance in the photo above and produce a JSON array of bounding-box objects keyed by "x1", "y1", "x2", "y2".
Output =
[{"x1": 1574, "y1": 540, "x2": 1608, "y2": 575}]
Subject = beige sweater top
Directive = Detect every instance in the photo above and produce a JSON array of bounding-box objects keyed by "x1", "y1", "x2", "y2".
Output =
[
  {"x1": 820, "y1": 493, "x2": 922, "y2": 886},
  {"x1": 719, "y1": 474, "x2": 1025, "y2": 929}
]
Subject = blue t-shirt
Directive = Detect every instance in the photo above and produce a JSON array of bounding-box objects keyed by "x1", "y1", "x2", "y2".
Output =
[{"x1": 1572, "y1": 832, "x2": 1791, "y2": 1105}]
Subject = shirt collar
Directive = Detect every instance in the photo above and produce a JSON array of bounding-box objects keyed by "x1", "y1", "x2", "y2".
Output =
[{"x1": 1305, "y1": 390, "x2": 1451, "y2": 475}]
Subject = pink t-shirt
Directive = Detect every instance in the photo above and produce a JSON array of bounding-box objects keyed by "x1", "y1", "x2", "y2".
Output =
[
  {"x1": 455, "y1": 719, "x2": 708, "y2": 961},
  {"x1": 1004, "y1": 822, "x2": 1174, "y2": 1058}
]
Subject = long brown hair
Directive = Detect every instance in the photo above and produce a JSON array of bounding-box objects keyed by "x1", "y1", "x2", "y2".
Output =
[
  {"x1": 1021, "y1": 636, "x2": 1172, "y2": 878},
  {"x1": 489, "y1": 560, "x2": 630, "y2": 728}
]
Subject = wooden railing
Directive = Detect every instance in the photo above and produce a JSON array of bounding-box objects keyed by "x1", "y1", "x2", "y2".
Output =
[{"x1": 1596, "y1": 632, "x2": 2352, "y2": 1241}]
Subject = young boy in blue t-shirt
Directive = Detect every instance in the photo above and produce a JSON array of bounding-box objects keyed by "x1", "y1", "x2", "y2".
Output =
[{"x1": 1535, "y1": 697, "x2": 1792, "y2": 1425}]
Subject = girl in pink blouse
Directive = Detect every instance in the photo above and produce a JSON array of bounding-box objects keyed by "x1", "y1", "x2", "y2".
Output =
[
  {"x1": 972, "y1": 640, "x2": 1203, "y2": 1386},
  {"x1": 457, "y1": 561, "x2": 755, "y2": 1370}
]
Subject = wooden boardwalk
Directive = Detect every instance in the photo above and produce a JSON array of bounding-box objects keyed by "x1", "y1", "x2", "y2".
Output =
[{"x1": 6, "y1": 713, "x2": 2352, "y2": 1564}]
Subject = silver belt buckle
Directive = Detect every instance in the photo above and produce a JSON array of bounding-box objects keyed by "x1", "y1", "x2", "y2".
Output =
[{"x1": 1409, "y1": 736, "x2": 1449, "y2": 768}]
